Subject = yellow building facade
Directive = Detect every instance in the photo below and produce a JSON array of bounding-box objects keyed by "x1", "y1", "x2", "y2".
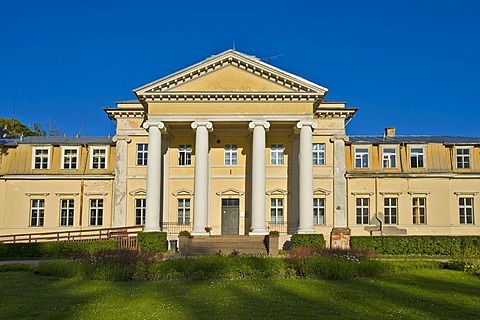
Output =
[{"x1": 1, "y1": 50, "x2": 479, "y2": 246}]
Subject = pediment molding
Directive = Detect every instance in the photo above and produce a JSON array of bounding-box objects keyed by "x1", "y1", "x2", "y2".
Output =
[
  {"x1": 135, "y1": 50, "x2": 328, "y2": 100},
  {"x1": 129, "y1": 188, "x2": 146, "y2": 196},
  {"x1": 216, "y1": 188, "x2": 244, "y2": 197},
  {"x1": 313, "y1": 187, "x2": 331, "y2": 196},
  {"x1": 266, "y1": 188, "x2": 288, "y2": 196},
  {"x1": 172, "y1": 189, "x2": 194, "y2": 197}
]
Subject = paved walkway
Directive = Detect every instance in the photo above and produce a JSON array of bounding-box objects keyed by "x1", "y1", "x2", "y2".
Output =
[{"x1": 0, "y1": 260, "x2": 45, "y2": 265}]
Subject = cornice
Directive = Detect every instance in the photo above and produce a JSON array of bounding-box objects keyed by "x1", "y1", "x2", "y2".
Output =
[
  {"x1": 137, "y1": 92, "x2": 323, "y2": 103},
  {"x1": 104, "y1": 108, "x2": 145, "y2": 120},
  {"x1": 315, "y1": 108, "x2": 357, "y2": 119}
]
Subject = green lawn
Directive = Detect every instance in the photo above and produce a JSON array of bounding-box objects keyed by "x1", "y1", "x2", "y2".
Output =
[{"x1": 1, "y1": 269, "x2": 479, "y2": 319}]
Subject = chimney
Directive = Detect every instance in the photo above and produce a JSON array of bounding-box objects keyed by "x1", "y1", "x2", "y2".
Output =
[{"x1": 385, "y1": 127, "x2": 396, "y2": 138}]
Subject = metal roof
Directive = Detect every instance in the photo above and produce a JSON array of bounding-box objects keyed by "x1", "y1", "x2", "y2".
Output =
[
  {"x1": 348, "y1": 135, "x2": 480, "y2": 145},
  {"x1": 0, "y1": 136, "x2": 114, "y2": 146}
]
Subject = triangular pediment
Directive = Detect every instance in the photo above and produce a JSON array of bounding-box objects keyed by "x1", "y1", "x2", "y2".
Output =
[
  {"x1": 216, "y1": 188, "x2": 244, "y2": 197},
  {"x1": 134, "y1": 50, "x2": 328, "y2": 97}
]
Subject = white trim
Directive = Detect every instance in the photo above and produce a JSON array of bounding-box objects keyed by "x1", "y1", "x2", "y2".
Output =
[
  {"x1": 61, "y1": 146, "x2": 80, "y2": 170},
  {"x1": 89, "y1": 146, "x2": 109, "y2": 170},
  {"x1": 172, "y1": 188, "x2": 194, "y2": 197},
  {"x1": 266, "y1": 188, "x2": 288, "y2": 196},
  {"x1": 454, "y1": 146, "x2": 472, "y2": 169},
  {"x1": 32, "y1": 146, "x2": 51, "y2": 170},
  {"x1": 354, "y1": 146, "x2": 370, "y2": 168},
  {"x1": 381, "y1": 145, "x2": 398, "y2": 169},
  {"x1": 408, "y1": 145, "x2": 426, "y2": 169}
]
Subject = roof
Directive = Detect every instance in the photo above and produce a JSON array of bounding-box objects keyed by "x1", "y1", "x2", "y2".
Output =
[
  {"x1": 348, "y1": 135, "x2": 480, "y2": 145},
  {"x1": 0, "y1": 136, "x2": 114, "y2": 146}
]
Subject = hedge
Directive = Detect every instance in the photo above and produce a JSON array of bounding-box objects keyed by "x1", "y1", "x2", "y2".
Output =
[
  {"x1": 0, "y1": 240, "x2": 118, "y2": 259},
  {"x1": 350, "y1": 236, "x2": 480, "y2": 256},
  {"x1": 137, "y1": 232, "x2": 168, "y2": 253},
  {"x1": 290, "y1": 234, "x2": 325, "y2": 249}
]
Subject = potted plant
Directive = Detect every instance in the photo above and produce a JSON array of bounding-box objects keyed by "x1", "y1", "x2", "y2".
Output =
[{"x1": 204, "y1": 226, "x2": 213, "y2": 235}]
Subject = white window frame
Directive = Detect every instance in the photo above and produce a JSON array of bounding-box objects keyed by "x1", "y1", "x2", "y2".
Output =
[
  {"x1": 270, "y1": 144, "x2": 284, "y2": 165},
  {"x1": 135, "y1": 198, "x2": 146, "y2": 225},
  {"x1": 382, "y1": 146, "x2": 397, "y2": 168},
  {"x1": 412, "y1": 197, "x2": 427, "y2": 224},
  {"x1": 61, "y1": 146, "x2": 79, "y2": 170},
  {"x1": 89, "y1": 199, "x2": 104, "y2": 226},
  {"x1": 30, "y1": 199, "x2": 45, "y2": 227},
  {"x1": 459, "y1": 197, "x2": 474, "y2": 224},
  {"x1": 456, "y1": 147, "x2": 471, "y2": 169},
  {"x1": 136, "y1": 143, "x2": 148, "y2": 166},
  {"x1": 383, "y1": 197, "x2": 398, "y2": 225},
  {"x1": 409, "y1": 146, "x2": 425, "y2": 168},
  {"x1": 313, "y1": 198, "x2": 325, "y2": 225},
  {"x1": 270, "y1": 198, "x2": 284, "y2": 223},
  {"x1": 356, "y1": 198, "x2": 370, "y2": 224},
  {"x1": 313, "y1": 143, "x2": 325, "y2": 165},
  {"x1": 178, "y1": 144, "x2": 192, "y2": 166},
  {"x1": 32, "y1": 147, "x2": 51, "y2": 170},
  {"x1": 224, "y1": 144, "x2": 238, "y2": 165},
  {"x1": 177, "y1": 198, "x2": 191, "y2": 225},
  {"x1": 60, "y1": 199, "x2": 75, "y2": 226},
  {"x1": 354, "y1": 147, "x2": 369, "y2": 168},
  {"x1": 90, "y1": 146, "x2": 108, "y2": 169}
]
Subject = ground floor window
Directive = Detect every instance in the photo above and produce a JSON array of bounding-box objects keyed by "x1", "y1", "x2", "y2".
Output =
[
  {"x1": 135, "y1": 198, "x2": 146, "y2": 225},
  {"x1": 177, "y1": 199, "x2": 191, "y2": 225},
  {"x1": 412, "y1": 197, "x2": 426, "y2": 224},
  {"x1": 313, "y1": 198, "x2": 325, "y2": 225},
  {"x1": 270, "y1": 198, "x2": 284, "y2": 223},
  {"x1": 384, "y1": 198, "x2": 397, "y2": 225},
  {"x1": 60, "y1": 199, "x2": 74, "y2": 226},
  {"x1": 30, "y1": 199, "x2": 45, "y2": 227},
  {"x1": 90, "y1": 199, "x2": 103, "y2": 226},
  {"x1": 356, "y1": 198, "x2": 369, "y2": 224},
  {"x1": 459, "y1": 197, "x2": 474, "y2": 224}
]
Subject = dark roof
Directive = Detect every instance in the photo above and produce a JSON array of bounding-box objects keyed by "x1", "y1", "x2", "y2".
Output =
[
  {"x1": 348, "y1": 135, "x2": 480, "y2": 145},
  {"x1": 0, "y1": 136, "x2": 114, "y2": 146}
]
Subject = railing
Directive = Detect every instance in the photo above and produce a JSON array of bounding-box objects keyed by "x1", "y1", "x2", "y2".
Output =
[
  {"x1": 267, "y1": 221, "x2": 297, "y2": 234},
  {"x1": 0, "y1": 225, "x2": 144, "y2": 244},
  {"x1": 161, "y1": 222, "x2": 193, "y2": 235}
]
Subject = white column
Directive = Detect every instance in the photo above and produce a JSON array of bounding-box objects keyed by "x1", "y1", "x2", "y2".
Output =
[
  {"x1": 297, "y1": 121, "x2": 317, "y2": 234},
  {"x1": 191, "y1": 121, "x2": 213, "y2": 235},
  {"x1": 142, "y1": 121, "x2": 165, "y2": 232},
  {"x1": 112, "y1": 135, "x2": 131, "y2": 227},
  {"x1": 248, "y1": 121, "x2": 270, "y2": 235}
]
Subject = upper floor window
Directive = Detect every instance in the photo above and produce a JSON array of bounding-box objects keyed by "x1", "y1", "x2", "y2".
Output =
[
  {"x1": 313, "y1": 198, "x2": 325, "y2": 225},
  {"x1": 270, "y1": 144, "x2": 284, "y2": 165},
  {"x1": 62, "y1": 147, "x2": 78, "y2": 169},
  {"x1": 459, "y1": 197, "x2": 474, "y2": 224},
  {"x1": 60, "y1": 199, "x2": 74, "y2": 226},
  {"x1": 270, "y1": 198, "x2": 284, "y2": 223},
  {"x1": 313, "y1": 143, "x2": 325, "y2": 165},
  {"x1": 32, "y1": 147, "x2": 50, "y2": 170},
  {"x1": 456, "y1": 148, "x2": 471, "y2": 169},
  {"x1": 382, "y1": 147, "x2": 397, "y2": 168},
  {"x1": 224, "y1": 144, "x2": 238, "y2": 165},
  {"x1": 384, "y1": 198, "x2": 398, "y2": 225},
  {"x1": 410, "y1": 147, "x2": 424, "y2": 168},
  {"x1": 90, "y1": 147, "x2": 108, "y2": 169},
  {"x1": 135, "y1": 198, "x2": 146, "y2": 225},
  {"x1": 354, "y1": 147, "x2": 369, "y2": 168},
  {"x1": 30, "y1": 199, "x2": 45, "y2": 227},
  {"x1": 177, "y1": 198, "x2": 191, "y2": 225},
  {"x1": 137, "y1": 144, "x2": 148, "y2": 166},
  {"x1": 412, "y1": 197, "x2": 426, "y2": 224},
  {"x1": 90, "y1": 199, "x2": 103, "y2": 226},
  {"x1": 178, "y1": 144, "x2": 192, "y2": 166},
  {"x1": 356, "y1": 198, "x2": 369, "y2": 224}
]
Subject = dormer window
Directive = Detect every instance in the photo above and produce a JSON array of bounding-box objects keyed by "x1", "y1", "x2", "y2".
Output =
[
  {"x1": 32, "y1": 147, "x2": 50, "y2": 170},
  {"x1": 90, "y1": 147, "x2": 108, "y2": 169}
]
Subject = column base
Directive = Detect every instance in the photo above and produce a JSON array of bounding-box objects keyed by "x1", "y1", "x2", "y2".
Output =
[
  {"x1": 143, "y1": 227, "x2": 161, "y2": 232},
  {"x1": 249, "y1": 229, "x2": 268, "y2": 235},
  {"x1": 296, "y1": 227, "x2": 315, "y2": 234},
  {"x1": 330, "y1": 227, "x2": 351, "y2": 249},
  {"x1": 191, "y1": 229, "x2": 211, "y2": 236}
]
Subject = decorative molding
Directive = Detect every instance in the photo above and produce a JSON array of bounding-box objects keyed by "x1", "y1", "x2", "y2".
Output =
[
  {"x1": 407, "y1": 191, "x2": 431, "y2": 196},
  {"x1": 85, "y1": 192, "x2": 108, "y2": 197},
  {"x1": 216, "y1": 188, "x2": 244, "y2": 197},
  {"x1": 129, "y1": 188, "x2": 146, "y2": 196},
  {"x1": 25, "y1": 192, "x2": 50, "y2": 197},
  {"x1": 379, "y1": 192, "x2": 403, "y2": 196},
  {"x1": 350, "y1": 192, "x2": 374, "y2": 196},
  {"x1": 315, "y1": 108, "x2": 357, "y2": 119},
  {"x1": 266, "y1": 188, "x2": 288, "y2": 196},
  {"x1": 138, "y1": 92, "x2": 323, "y2": 103},
  {"x1": 172, "y1": 188, "x2": 194, "y2": 197},
  {"x1": 55, "y1": 193, "x2": 79, "y2": 197},
  {"x1": 313, "y1": 187, "x2": 331, "y2": 196},
  {"x1": 454, "y1": 192, "x2": 479, "y2": 197}
]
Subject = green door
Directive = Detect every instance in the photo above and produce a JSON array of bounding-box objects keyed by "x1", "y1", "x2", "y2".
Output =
[{"x1": 221, "y1": 199, "x2": 239, "y2": 235}]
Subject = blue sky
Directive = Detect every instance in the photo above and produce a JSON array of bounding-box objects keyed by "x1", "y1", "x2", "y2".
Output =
[{"x1": 1, "y1": 0, "x2": 479, "y2": 137}]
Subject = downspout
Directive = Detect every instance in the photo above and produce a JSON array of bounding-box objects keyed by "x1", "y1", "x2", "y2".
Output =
[{"x1": 79, "y1": 144, "x2": 89, "y2": 227}]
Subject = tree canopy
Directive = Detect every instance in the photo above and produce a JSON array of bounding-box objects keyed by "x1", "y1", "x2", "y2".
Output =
[{"x1": 0, "y1": 117, "x2": 38, "y2": 137}]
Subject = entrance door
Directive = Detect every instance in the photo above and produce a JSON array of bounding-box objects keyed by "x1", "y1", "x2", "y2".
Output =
[{"x1": 221, "y1": 198, "x2": 239, "y2": 235}]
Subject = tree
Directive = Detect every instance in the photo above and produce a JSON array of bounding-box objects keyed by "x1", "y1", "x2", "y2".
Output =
[{"x1": 0, "y1": 117, "x2": 38, "y2": 137}]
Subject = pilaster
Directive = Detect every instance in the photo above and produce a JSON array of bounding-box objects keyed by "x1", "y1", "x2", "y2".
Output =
[{"x1": 112, "y1": 135, "x2": 131, "y2": 227}]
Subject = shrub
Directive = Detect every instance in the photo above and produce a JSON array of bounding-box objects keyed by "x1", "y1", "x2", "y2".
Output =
[
  {"x1": 290, "y1": 234, "x2": 325, "y2": 249},
  {"x1": 269, "y1": 230, "x2": 280, "y2": 236},
  {"x1": 137, "y1": 232, "x2": 167, "y2": 253},
  {"x1": 178, "y1": 230, "x2": 191, "y2": 237}
]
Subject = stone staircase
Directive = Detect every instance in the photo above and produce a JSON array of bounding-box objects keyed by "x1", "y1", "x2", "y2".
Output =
[{"x1": 179, "y1": 235, "x2": 271, "y2": 256}]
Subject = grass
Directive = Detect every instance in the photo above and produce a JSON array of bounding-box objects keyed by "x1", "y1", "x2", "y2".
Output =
[{"x1": 1, "y1": 268, "x2": 479, "y2": 319}]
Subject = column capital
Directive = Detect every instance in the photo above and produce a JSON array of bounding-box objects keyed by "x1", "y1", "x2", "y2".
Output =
[
  {"x1": 142, "y1": 121, "x2": 166, "y2": 131},
  {"x1": 295, "y1": 121, "x2": 317, "y2": 130},
  {"x1": 191, "y1": 121, "x2": 213, "y2": 132},
  {"x1": 248, "y1": 120, "x2": 270, "y2": 131},
  {"x1": 112, "y1": 135, "x2": 132, "y2": 143}
]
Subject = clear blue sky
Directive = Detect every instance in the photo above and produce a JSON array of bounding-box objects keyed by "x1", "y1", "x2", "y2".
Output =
[{"x1": 1, "y1": 0, "x2": 479, "y2": 137}]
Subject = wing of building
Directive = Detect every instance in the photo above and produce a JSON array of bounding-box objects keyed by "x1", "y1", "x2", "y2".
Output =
[{"x1": 1, "y1": 50, "x2": 479, "y2": 246}]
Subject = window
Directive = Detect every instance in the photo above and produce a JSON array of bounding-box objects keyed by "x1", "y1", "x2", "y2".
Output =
[
  {"x1": 178, "y1": 144, "x2": 192, "y2": 166},
  {"x1": 224, "y1": 144, "x2": 238, "y2": 165},
  {"x1": 459, "y1": 197, "x2": 474, "y2": 224},
  {"x1": 33, "y1": 147, "x2": 50, "y2": 169},
  {"x1": 356, "y1": 198, "x2": 369, "y2": 224},
  {"x1": 135, "y1": 198, "x2": 146, "y2": 225},
  {"x1": 90, "y1": 199, "x2": 103, "y2": 226},
  {"x1": 137, "y1": 144, "x2": 148, "y2": 166},
  {"x1": 177, "y1": 199, "x2": 191, "y2": 225},
  {"x1": 30, "y1": 199, "x2": 45, "y2": 227},
  {"x1": 62, "y1": 147, "x2": 78, "y2": 169},
  {"x1": 60, "y1": 199, "x2": 74, "y2": 226},
  {"x1": 354, "y1": 148, "x2": 369, "y2": 168},
  {"x1": 384, "y1": 198, "x2": 397, "y2": 224},
  {"x1": 270, "y1": 144, "x2": 284, "y2": 165},
  {"x1": 410, "y1": 148, "x2": 424, "y2": 168},
  {"x1": 456, "y1": 148, "x2": 470, "y2": 169},
  {"x1": 91, "y1": 147, "x2": 107, "y2": 169},
  {"x1": 382, "y1": 148, "x2": 397, "y2": 168},
  {"x1": 313, "y1": 143, "x2": 325, "y2": 165},
  {"x1": 313, "y1": 198, "x2": 325, "y2": 225},
  {"x1": 412, "y1": 197, "x2": 426, "y2": 224},
  {"x1": 270, "y1": 198, "x2": 284, "y2": 223}
]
